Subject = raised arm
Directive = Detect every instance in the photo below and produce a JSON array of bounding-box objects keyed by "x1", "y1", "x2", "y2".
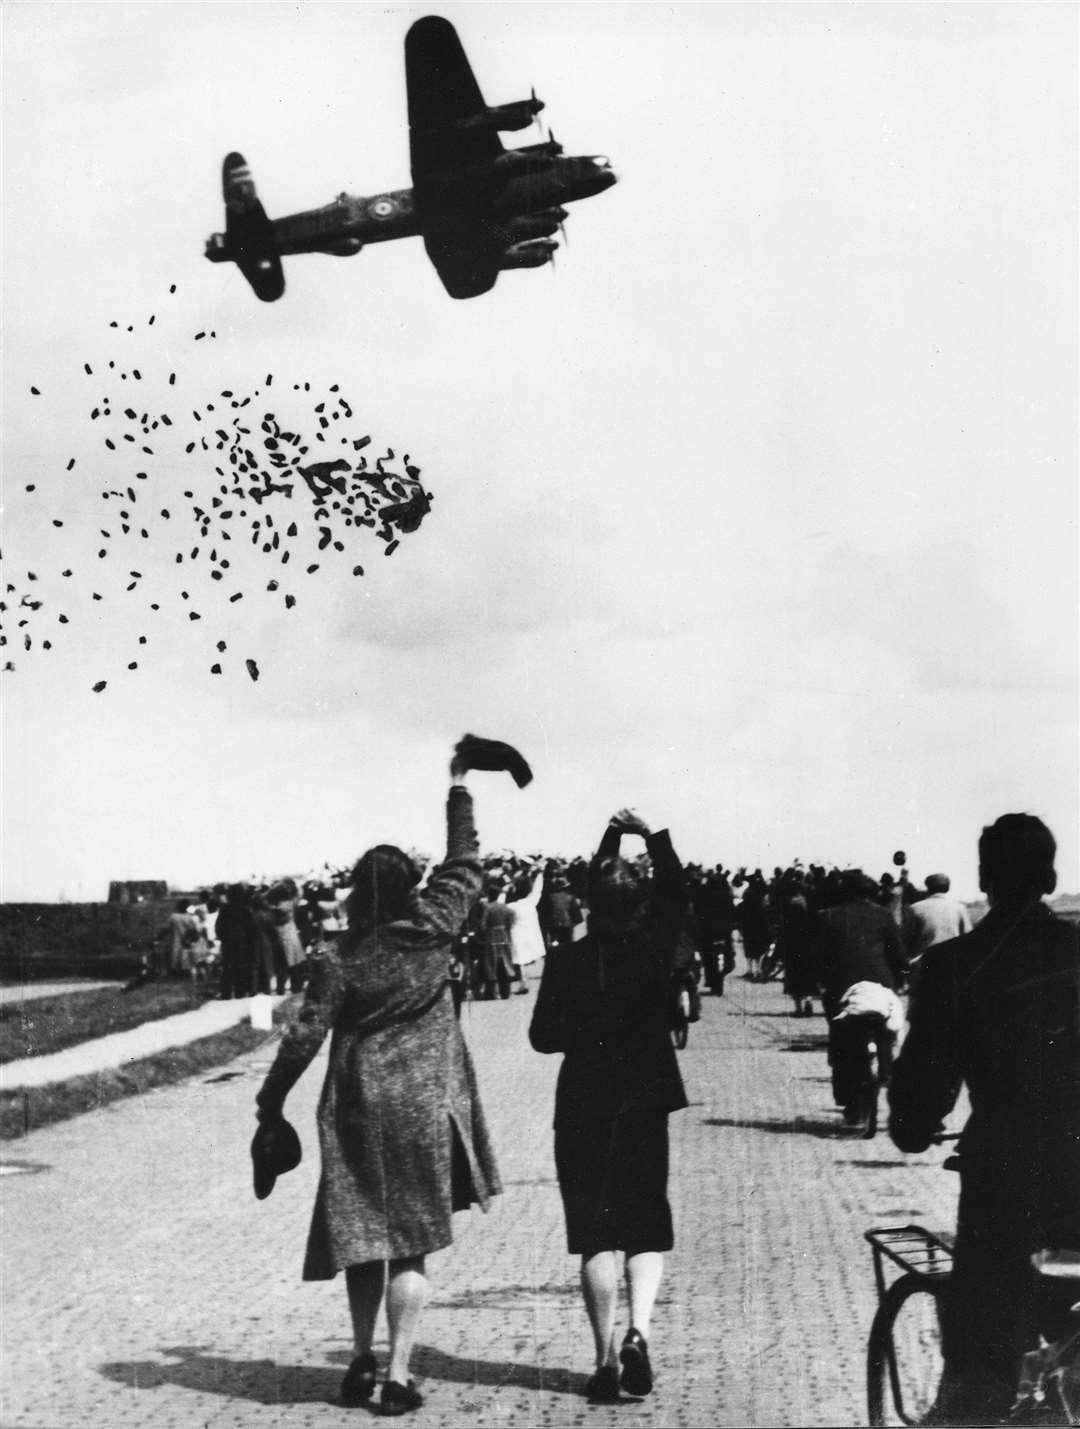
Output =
[
  {"x1": 412, "y1": 781, "x2": 483, "y2": 941},
  {"x1": 646, "y1": 827, "x2": 685, "y2": 909},
  {"x1": 415, "y1": 734, "x2": 533, "y2": 940},
  {"x1": 594, "y1": 821, "x2": 624, "y2": 861}
]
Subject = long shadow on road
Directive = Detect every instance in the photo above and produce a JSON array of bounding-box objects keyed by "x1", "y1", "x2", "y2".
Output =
[
  {"x1": 730, "y1": 1009, "x2": 800, "y2": 1018},
  {"x1": 703, "y1": 1114, "x2": 851, "y2": 1141},
  {"x1": 99, "y1": 1348, "x2": 340, "y2": 1406},
  {"x1": 100, "y1": 1341, "x2": 588, "y2": 1406}
]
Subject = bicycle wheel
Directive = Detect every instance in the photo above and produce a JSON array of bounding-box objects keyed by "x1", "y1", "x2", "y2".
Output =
[
  {"x1": 867, "y1": 1273, "x2": 948, "y2": 1426},
  {"x1": 862, "y1": 1027, "x2": 892, "y2": 1139},
  {"x1": 862, "y1": 1084, "x2": 880, "y2": 1140},
  {"x1": 760, "y1": 947, "x2": 784, "y2": 981},
  {"x1": 1050, "y1": 1335, "x2": 1080, "y2": 1426},
  {"x1": 672, "y1": 989, "x2": 690, "y2": 1050}
]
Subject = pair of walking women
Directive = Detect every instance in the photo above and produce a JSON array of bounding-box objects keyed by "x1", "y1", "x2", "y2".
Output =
[{"x1": 253, "y1": 742, "x2": 685, "y2": 1414}]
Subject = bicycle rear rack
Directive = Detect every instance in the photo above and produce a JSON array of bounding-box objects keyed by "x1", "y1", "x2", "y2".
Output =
[{"x1": 865, "y1": 1225, "x2": 955, "y2": 1303}]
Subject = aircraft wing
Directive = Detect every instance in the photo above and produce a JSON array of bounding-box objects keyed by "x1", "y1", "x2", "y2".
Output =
[
  {"x1": 421, "y1": 234, "x2": 500, "y2": 300},
  {"x1": 406, "y1": 15, "x2": 503, "y2": 178}
]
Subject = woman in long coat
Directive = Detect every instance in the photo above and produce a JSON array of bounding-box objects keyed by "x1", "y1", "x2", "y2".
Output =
[
  {"x1": 254, "y1": 752, "x2": 501, "y2": 1416},
  {"x1": 529, "y1": 808, "x2": 687, "y2": 1405}
]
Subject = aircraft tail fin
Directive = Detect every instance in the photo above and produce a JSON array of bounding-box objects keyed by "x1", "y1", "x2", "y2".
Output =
[{"x1": 204, "y1": 152, "x2": 285, "y2": 302}]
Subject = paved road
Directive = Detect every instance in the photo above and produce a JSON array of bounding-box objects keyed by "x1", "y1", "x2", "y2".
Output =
[{"x1": 0, "y1": 970, "x2": 961, "y2": 1428}]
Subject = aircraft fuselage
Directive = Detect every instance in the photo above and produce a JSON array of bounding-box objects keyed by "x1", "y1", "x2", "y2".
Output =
[{"x1": 231, "y1": 154, "x2": 616, "y2": 260}]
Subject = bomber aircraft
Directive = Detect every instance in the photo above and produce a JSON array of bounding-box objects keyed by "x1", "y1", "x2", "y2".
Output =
[{"x1": 204, "y1": 15, "x2": 617, "y2": 300}]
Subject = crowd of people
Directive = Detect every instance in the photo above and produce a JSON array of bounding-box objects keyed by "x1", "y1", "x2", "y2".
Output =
[
  {"x1": 153, "y1": 850, "x2": 971, "y2": 1022},
  {"x1": 140, "y1": 882, "x2": 326, "y2": 993}
]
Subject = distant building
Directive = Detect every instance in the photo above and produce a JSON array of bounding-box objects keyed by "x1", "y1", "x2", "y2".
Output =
[{"x1": 107, "y1": 880, "x2": 168, "y2": 905}]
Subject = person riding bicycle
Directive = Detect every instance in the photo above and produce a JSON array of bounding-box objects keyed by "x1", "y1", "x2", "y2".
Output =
[
  {"x1": 814, "y1": 870, "x2": 906, "y2": 1129},
  {"x1": 888, "y1": 814, "x2": 1080, "y2": 1426}
]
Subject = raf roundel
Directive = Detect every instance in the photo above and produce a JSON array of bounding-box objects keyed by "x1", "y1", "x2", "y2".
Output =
[{"x1": 369, "y1": 196, "x2": 397, "y2": 220}]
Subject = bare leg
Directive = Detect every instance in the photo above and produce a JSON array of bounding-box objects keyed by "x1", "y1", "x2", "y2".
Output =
[
  {"x1": 581, "y1": 1252, "x2": 620, "y2": 1369},
  {"x1": 625, "y1": 1252, "x2": 664, "y2": 1340},
  {"x1": 386, "y1": 1255, "x2": 428, "y2": 1384},
  {"x1": 345, "y1": 1261, "x2": 386, "y2": 1356}
]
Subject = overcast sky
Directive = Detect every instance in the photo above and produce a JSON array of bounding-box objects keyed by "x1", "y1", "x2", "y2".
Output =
[{"x1": 2, "y1": 2, "x2": 1076, "y2": 902}]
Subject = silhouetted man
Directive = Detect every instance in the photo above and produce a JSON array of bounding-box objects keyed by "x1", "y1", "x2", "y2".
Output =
[{"x1": 889, "y1": 814, "x2": 1080, "y2": 1425}]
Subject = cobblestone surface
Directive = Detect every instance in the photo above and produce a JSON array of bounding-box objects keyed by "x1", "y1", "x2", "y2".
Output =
[{"x1": 0, "y1": 970, "x2": 961, "y2": 1427}]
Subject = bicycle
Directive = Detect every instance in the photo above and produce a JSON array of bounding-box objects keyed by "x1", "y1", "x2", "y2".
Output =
[
  {"x1": 834, "y1": 1008, "x2": 894, "y2": 1139},
  {"x1": 865, "y1": 1224, "x2": 953, "y2": 1425},
  {"x1": 865, "y1": 1225, "x2": 1080, "y2": 1426},
  {"x1": 759, "y1": 942, "x2": 785, "y2": 982}
]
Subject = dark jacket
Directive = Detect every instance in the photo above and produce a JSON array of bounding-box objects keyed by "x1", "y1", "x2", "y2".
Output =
[
  {"x1": 215, "y1": 901, "x2": 256, "y2": 960},
  {"x1": 889, "y1": 902, "x2": 1080, "y2": 1236},
  {"x1": 529, "y1": 827, "x2": 689, "y2": 1127},
  {"x1": 814, "y1": 899, "x2": 905, "y2": 1006}
]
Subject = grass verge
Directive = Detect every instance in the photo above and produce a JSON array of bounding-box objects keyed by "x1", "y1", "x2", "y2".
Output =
[
  {"x1": 0, "y1": 999, "x2": 296, "y2": 1142},
  {"x1": 0, "y1": 981, "x2": 216, "y2": 1064}
]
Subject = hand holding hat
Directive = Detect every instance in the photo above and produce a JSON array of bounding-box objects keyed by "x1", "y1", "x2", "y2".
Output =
[
  {"x1": 251, "y1": 1111, "x2": 302, "y2": 1200},
  {"x1": 452, "y1": 734, "x2": 533, "y2": 788}
]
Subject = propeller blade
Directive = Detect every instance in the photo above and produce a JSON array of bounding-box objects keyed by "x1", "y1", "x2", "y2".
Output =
[{"x1": 532, "y1": 87, "x2": 542, "y2": 134}]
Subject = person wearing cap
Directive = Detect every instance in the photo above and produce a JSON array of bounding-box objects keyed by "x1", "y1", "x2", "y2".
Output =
[
  {"x1": 478, "y1": 879, "x2": 517, "y2": 1000},
  {"x1": 529, "y1": 808, "x2": 688, "y2": 1404},
  {"x1": 253, "y1": 742, "x2": 502, "y2": 1417},
  {"x1": 905, "y1": 873, "x2": 973, "y2": 1000},
  {"x1": 889, "y1": 814, "x2": 1080, "y2": 1425}
]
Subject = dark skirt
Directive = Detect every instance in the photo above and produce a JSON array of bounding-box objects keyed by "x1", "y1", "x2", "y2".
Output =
[{"x1": 554, "y1": 1109, "x2": 674, "y2": 1257}]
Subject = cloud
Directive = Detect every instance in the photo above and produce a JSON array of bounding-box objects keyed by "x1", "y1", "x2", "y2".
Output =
[
  {"x1": 333, "y1": 496, "x2": 618, "y2": 651},
  {"x1": 808, "y1": 537, "x2": 1074, "y2": 694}
]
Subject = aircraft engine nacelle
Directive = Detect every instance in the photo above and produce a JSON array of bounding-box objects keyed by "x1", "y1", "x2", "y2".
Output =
[
  {"x1": 491, "y1": 150, "x2": 541, "y2": 176},
  {"x1": 504, "y1": 208, "x2": 566, "y2": 242},
  {"x1": 499, "y1": 237, "x2": 558, "y2": 270},
  {"x1": 514, "y1": 137, "x2": 564, "y2": 160},
  {"x1": 455, "y1": 96, "x2": 544, "y2": 134}
]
